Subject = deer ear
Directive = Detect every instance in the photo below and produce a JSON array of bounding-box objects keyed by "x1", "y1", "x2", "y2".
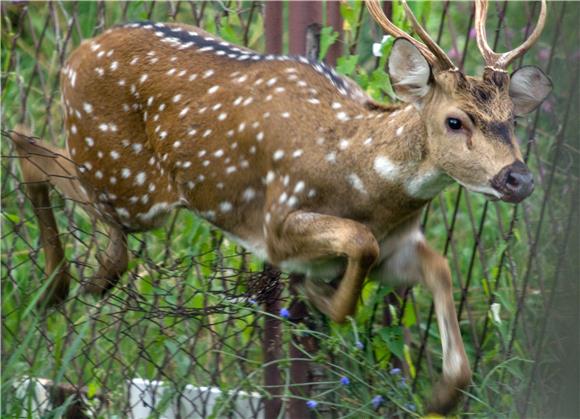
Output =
[
  {"x1": 509, "y1": 66, "x2": 552, "y2": 116},
  {"x1": 388, "y1": 38, "x2": 432, "y2": 103}
]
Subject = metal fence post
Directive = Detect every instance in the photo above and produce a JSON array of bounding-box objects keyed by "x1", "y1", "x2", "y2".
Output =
[
  {"x1": 262, "y1": 264, "x2": 283, "y2": 419},
  {"x1": 326, "y1": 1, "x2": 343, "y2": 66},
  {"x1": 265, "y1": 2, "x2": 283, "y2": 55},
  {"x1": 289, "y1": 1, "x2": 322, "y2": 56}
]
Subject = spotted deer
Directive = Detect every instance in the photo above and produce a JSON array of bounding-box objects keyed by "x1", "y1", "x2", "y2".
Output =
[{"x1": 10, "y1": 0, "x2": 551, "y2": 413}]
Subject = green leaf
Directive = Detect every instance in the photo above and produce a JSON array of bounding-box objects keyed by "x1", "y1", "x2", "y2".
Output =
[
  {"x1": 220, "y1": 22, "x2": 242, "y2": 45},
  {"x1": 318, "y1": 26, "x2": 340, "y2": 61},
  {"x1": 377, "y1": 326, "x2": 405, "y2": 359},
  {"x1": 87, "y1": 381, "x2": 99, "y2": 399},
  {"x1": 336, "y1": 54, "x2": 358, "y2": 77},
  {"x1": 401, "y1": 302, "x2": 416, "y2": 328},
  {"x1": 339, "y1": 2, "x2": 356, "y2": 31}
]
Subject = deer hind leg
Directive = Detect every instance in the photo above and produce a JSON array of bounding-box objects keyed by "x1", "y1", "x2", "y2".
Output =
[
  {"x1": 268, "y1": 211, "x2": 379, "y2": 323},
  {"x1": 84, "y1": 225, "x2": 128, "y2": 296},
  {"x1": 9, "y1": 128, "x2": 89, "y2": 307}
]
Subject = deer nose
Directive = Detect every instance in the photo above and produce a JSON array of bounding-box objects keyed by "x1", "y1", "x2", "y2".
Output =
[{"x1": 492, "y1": 161, "x2": 534, "y2": 203}]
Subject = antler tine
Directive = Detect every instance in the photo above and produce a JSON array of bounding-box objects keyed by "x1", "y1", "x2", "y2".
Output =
[
  {"x1": 475, "y1": 0, "x2": 547, "y2": 70},
  {"x1": 364, "y1": 0, "x2": 437, "y2": 66},
  {"x1": 400, "y1": 0, "x2": 456, "y2": 70},
  {"x1": 474, "y1": 0, "x2": 498, "y2": 66}
]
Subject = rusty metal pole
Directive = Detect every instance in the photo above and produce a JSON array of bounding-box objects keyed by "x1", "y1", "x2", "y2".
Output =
[
  {"x1": 288, "y1": 275, "x2": 317, "y2": 419},
  {"x1": 285, "y1": 18, "x2": 326, "y2": 419},
  {"x1": 326, "y1": 1, "x2": 343, "y2": 66},
  {"x1": 262, "y1": 7, "x2": 285, "y2": 418},
  {"x1": 289, "y1": 1, "x2": 322, "y2": 56},
  {"x1": 265, "y1": 1, "x2": 283, "y2": 55},
  {"x1": 262, "y1": 265, "x2": 282, "y2": 419}
]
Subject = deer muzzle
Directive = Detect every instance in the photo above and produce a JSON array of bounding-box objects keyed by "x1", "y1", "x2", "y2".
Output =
[{"x1": 491, "y1": 160, "x2": 534, "y2": 203}]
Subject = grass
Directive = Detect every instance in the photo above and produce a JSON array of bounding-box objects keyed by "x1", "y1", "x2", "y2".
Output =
[{"x1": 1, "y1": 1, "x2": 574, "y2": 418}]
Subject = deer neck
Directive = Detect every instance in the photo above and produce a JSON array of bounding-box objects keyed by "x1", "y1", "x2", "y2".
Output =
[{"x1": 341, "y1": 104, "x2": 453, "y2": 206}]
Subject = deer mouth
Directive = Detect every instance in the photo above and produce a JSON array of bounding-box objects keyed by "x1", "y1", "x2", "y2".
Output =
[
  {"x1": 452, "y1": 178, "x2": 503, "y2": 201},
  {"x1": 482, "y1": 192, "x2": 501, "y2": 202}
]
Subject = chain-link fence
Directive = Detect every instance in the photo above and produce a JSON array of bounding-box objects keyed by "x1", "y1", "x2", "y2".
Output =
[{"x1": 2, "y1": 1, "x2": 578, "y2": 418}]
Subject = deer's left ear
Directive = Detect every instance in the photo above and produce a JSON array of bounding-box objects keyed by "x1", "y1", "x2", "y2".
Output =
[
  {"x1": 509, "y1": 66, "x2": 552, "y2": 116},
  {"x1": 388, "y1": 38, "x2": 432, "y2": 104}
]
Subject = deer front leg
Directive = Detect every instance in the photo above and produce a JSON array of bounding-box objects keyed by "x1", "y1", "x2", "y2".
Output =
[
  {"x1": 268, "y1": 211, "x2": 380, "y2": 323},
  {"x1": 375, "y1": 230, "x2": 471, "y2": 414},
  {"x1": 416, "y1": 242, "x2": 471, "y2": 413}
]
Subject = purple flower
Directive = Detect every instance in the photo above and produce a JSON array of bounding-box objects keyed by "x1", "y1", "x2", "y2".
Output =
[
  {"x1": 541, "y1": 99, "x2": 553, "y2": 113},
  {"x1": 448, "y1": 47, "x2": 460, "y2": 60},
  {"x1": 399, "y1": 376, "x2": 407, "y2": 387},
  {"x1": 306, "y1": 400, "x2": 318, "y2": 409},
  {"x1": 340, "y1": 376, "x2": 350, "y2": 385},
  {"x1": 279, "y1": 307, "x2": 290, "y2": 319},
  {"x1": 371, "y1": 395, "x2": 384, "y2": 409},
  {"x1": 537, "y1": 48, "x2": 551, "y2": 62},
  {"x1": 390, "y1": 367, "x2": 401, "y2": 375},
  {"x1": 355, "y1": 340, "x2": 364, "y2": 350},
  {"x1": 248, "y1": 298, "x2": 257, "y2": 305},
  {"x1": 469, "y1": 27, "x2": 477, "y2": 40},
  {"x1": 504, "y1": 27, "x2": 515, "y2": 40}
]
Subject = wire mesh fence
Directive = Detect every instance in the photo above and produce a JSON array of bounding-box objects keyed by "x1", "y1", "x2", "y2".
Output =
[{"x1": 1, "y1": 1, "x2": 578, "y2": 418}]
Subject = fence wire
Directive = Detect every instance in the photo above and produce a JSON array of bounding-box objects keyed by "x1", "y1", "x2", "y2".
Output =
[{"x1": 1, "y1": 1, "x2": 578, "y2": 418}]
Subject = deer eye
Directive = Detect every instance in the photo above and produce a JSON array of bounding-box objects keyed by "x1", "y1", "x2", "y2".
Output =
[{"x1": 446, "y1": 117, "x2": 462, "y2": 131}]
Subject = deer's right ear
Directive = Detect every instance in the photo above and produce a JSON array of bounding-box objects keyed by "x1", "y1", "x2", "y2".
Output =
[{"x1": 388, "y1": 38, "x2": 432, "y2": 104}]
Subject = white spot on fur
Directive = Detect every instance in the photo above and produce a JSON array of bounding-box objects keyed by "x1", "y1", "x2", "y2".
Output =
[
  {"x1": 219, "y1": 201, "x2": 233, "y2": 213},
  {"x1": 325, "y1": 152, "x2": 336, "y2": 163},
  {"x1": 374, "y1": 156, "x2": 400, "y2": 181},
  {"x1": 242, "y1": 188, "x2": 256, "y2": 202},
  {"x1": 294, "y1": 181, "x2": 305, "y2": 194},
  {"x1": 135, "y1": 172, "x2": 146, "y2": 185},
  {"x1": 347, "y1": 173, "x2": 367, "y2": 195}
]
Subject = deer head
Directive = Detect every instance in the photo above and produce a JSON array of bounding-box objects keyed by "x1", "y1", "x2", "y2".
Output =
[{"x1": 367, "y1": 0, "x2": 552, "y2": 203}]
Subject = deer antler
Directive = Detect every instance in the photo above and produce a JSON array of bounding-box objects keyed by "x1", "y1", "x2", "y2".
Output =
[
  {"x1": 474, "y1": 0, "x2": 547, "y2": 70},
  {"x1": 365, "y1": 0, "x2": 456, "y2": 71}
]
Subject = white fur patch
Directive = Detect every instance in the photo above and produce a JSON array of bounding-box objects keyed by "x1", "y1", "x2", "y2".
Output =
[
  {"x1": 137, "y1": 202, "x2": 171, "y2": 223},
  {"x1": 347, "y1": 173, "x2": 367, "y2": 195},
  {"x1": 405, "y1": 170, "x2": 453, "y2": 199},
  {"x1": 373, "y1": 156, "x2": 400, "y2": 181}
]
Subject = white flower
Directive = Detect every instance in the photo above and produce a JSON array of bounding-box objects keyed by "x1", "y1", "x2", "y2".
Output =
[
  {"x1": 372, "y1": 35, "x2": 392, "y2": 57},
  {"x1": 490, "y1": 303, "x2": 502, "y2": 324}
]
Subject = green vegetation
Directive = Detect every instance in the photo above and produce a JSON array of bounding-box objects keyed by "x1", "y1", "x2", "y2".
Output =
[{"x1": 1, "y1": 1, "x2": 574, "y2": 418}]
